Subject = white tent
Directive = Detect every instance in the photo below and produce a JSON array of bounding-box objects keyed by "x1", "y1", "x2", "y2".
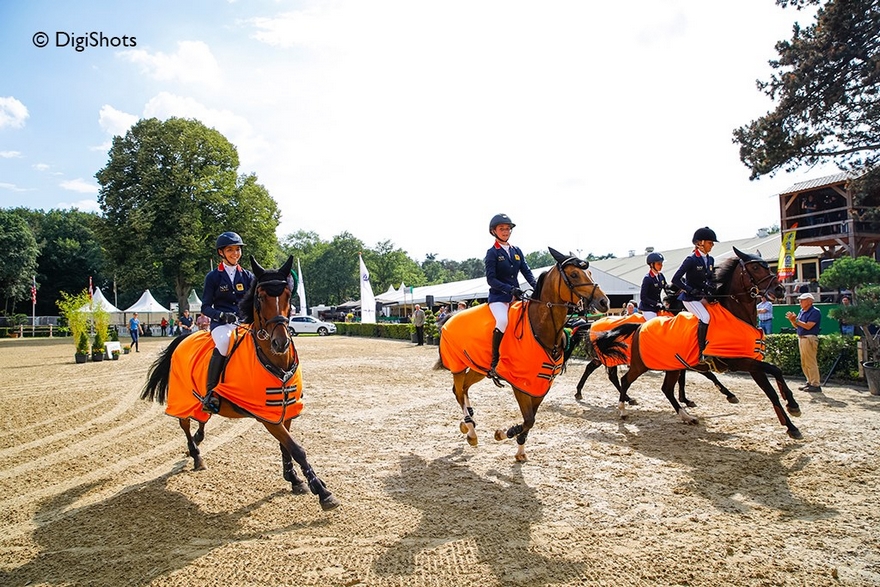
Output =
[
  {"x1": 187, "y1": 289, "x2": 202, "y2": 313},
  {"x1": 78, "y1": 287, "x2": 122, "y2": 314},
  {"x1": 124, "y1": 289, "x2": 171, "y2": 332}
]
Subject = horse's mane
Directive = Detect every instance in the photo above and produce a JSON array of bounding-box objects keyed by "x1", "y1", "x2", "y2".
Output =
[
  {"x1": 239, "y1": 268, "x2": 294, "y2": 324},
  {"x1": 713, "y1": 257, "x2": 741, "y2": 296},
  {"x1": 533, "y1": 270, "x2": 549, "y2": 299}
]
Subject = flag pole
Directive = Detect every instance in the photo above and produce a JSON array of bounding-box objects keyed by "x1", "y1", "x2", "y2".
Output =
[{"x1": 31, "y1": 275, "x2": 36, "y2": 337}]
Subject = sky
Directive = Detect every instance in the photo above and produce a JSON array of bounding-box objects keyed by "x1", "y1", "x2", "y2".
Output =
[{"x1": 0, "y1": 0, "x2": 839, "y2": 264}]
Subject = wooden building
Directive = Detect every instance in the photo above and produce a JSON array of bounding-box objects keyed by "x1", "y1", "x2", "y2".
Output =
[{"x1": 778, "y1": 171, "x2": 880, "y2": 259}]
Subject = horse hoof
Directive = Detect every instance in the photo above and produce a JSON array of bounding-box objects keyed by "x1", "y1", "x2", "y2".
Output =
[
  {"x1": 515, "y1": 453, "x2": 528, "y2": 462},
  {"x1": 788, "y1": 428, "x2": 803, "y2": 440},
  {"x1": 627, "y1": 399, "x2": 638, "y2": 406},
  {"x1": 466, "y1": 435, "x2": 478, "y2": 447},
  {"x1": 574, "y1": 391, "x2": 582, "y2": 400},
  {"x1": 319, "y1": 494, "x2": 341, "y2": 511},
  {"x1": 193, "y1": 460, "x2": 206, "y2": 471},
  {"x1": 788, "y1": 406, "x2": 801, "y2": 417},
  {"x1": 727, "y1": 396, "x2": 740, "y2": 404},
  {"x1": 459, "y1": 421, "x2": 469, "y2": 434},
  {"x1": 291, "y1": 481, "x2": 309, "y2": 495},
  {"x1": 494, "y1": 429, "x2": 506, "y2": 441}
]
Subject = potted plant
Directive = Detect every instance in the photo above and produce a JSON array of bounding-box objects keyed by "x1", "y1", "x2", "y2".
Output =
[
  {"x1": 92, "y1": 331, "x2": 106, "y2": 362},
  {"x1": 820, "y1": 256, "x2": 880, "y2": 394},
  {"x1": 123, "y1": 345, "x2": 131, "y2": 355},
  {"x1": 111, "y1": 349, "x2": 120, "y2": 360},
  {"x1": 424, "y1": 310, "x2": 437, "y2": 345},
  {"x1": 57, "y1": 290, "x2": 92, "y2": 363},
  {"x1": 75, "y1": 331, "x2": 89, "y2": 364},
  {"x1": 407, "y1": 318, "x2": 417, "y2": 343}
]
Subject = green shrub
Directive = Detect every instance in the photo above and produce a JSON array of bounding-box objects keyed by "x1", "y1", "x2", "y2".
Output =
[{"x1": 76, "y1": 331, "x2": 90, "y2": 355}]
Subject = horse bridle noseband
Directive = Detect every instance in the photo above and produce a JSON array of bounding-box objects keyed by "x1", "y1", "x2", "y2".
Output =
[
  {"x1": 737, "y1": 259, "x2": 778, "y2": 301},
  {"x1": 550, "y1": 258, "x2": 602, "y2": 314},
  {"x1": 253, "y1": 278, "x2": 294, "y2": 345}
]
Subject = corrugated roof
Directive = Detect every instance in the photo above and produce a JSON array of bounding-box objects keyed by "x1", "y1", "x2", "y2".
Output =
[{"x1": 778, "y1": 171, "x2": 851, "y2": 195}]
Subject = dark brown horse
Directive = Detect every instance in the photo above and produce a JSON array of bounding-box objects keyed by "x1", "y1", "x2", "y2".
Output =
[
  {"x1": 435, "y1": 248, "x2": 610, "y2": 461},
  {"x1": 141, "y1": 256, "x2": 339, "y2": 510},
  {"x1": 594, "y1": 247, "x2": 802, "y2": 439}
]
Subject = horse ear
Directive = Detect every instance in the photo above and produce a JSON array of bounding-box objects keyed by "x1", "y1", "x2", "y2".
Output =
[
  {"x1": 251, "y1": 255, "x2": 265, "y2": 278},
  {"x1": 733, "y1": 247, "x2": 750, "y2": 262},
  {"x1": 548, "y1": 247, "x2": 567, "y2": 264},
  {"x1": 280, "y1": 255, "x2": 293, "y2": 276}
]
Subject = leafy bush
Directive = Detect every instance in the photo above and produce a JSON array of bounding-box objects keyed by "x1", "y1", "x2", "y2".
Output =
[
  {"x1": 57, "y1": 290, "x2": 91, "y2": 353},
  {"x1": 76, "y1": 331, "x2": 90, "y2": 355}
]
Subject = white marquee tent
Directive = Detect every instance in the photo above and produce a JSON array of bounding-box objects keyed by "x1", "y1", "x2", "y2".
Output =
[
  {"x1": 187, "y1": 289, "x2": 202, "y2": 313},
  {"x1": 78, "y1": 287, "x2": 123, "y2": 316},
  {"x1": 124, "y1": 289, "x2": 171, "y2": 332}
]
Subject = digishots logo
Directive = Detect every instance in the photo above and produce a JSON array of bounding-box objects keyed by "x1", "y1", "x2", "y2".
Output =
[{"x1": 32, "y1": 31, "x2": 137, "y2": 52}]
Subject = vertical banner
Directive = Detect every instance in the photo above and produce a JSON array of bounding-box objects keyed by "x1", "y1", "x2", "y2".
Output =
[
  {"x1": 359, "y1": 254, "x2": 376, "y2": 324},
  {"x1": 31, "y1": 275, "x2": 37, "y2": 335},
  {"x1": 777, "y1": 224, "x2": 798, "y2": 280},
  {"x1": 296, "y1": 259, "x2": 308, "y2": 316}
]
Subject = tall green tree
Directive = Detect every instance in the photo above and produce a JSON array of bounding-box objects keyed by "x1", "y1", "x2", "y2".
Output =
[
  {"x1": 308, "y1": 232, "x2": 365, "y2": 305},
  {"x1": 13, "y1": 208, "x2": 108, "y2": 315},
  {"x1": 96, "y1": 117, "x2": 280, "y2": 311},
  {"x1": 733, "y1": 0, "x2": 880, "y2": 207},
  {"x1": 0, "y1": 209, "x2": 38, "y2": 314},
  {"x1": 363, "y1": 240, "x2": 423, "y2": 292}
]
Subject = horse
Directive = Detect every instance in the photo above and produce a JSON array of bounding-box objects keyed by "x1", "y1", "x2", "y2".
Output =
[
  {"x1": 567, "y1": 312, "x2": 739, "y2": 409},
  {"x1": 141, "y1": 255, "x2": 339, "y2": 511},
  {"x1": 593, "y1": 247, "x2": 803, "y2": 439},
  {"x1": 434, "y1": 247, "x2": 610, "y2": 461}
]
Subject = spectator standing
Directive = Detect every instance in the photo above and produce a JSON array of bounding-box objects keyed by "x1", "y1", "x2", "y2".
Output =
[
  {"x1": 757, "y1": 294, "x2": 773, "y2": 334},
  {"x1": 786, "y1": 292, "x2": 822, "y2": 392},
  {"x1": 196, "y1": 312, "x2": 211, "y2": 331},
  {"x1": 160, "y1": 316, "x2": 168, "y2": 336},
  {"x1": 412, "y1": 304, "x2": 426, "y2": 346},
  {"x1": 178, "y1": 309, "x2": 194, "y2": 335},
  {"x1": 128, "y1": 312, "x2": 141, "y2": 352}
]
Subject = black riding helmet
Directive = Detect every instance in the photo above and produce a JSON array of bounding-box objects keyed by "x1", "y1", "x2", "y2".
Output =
[
  {"x1": 646, "y1": 252, "x2": 664, "y2": 265},
  {"x1": 216, "y1": 231, "x2": 246, "y2": 250},
  {"x1": 489, "y1": 213, "x2": 516, "y2": 235},
  {"x1": 692, "y1": 227, "x2": 717, "y2": 244}
]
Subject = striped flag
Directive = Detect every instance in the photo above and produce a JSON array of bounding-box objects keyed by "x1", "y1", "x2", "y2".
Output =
[
  {"x1": 31, "y1": 276, "x2": 37, "y2": 305},
  {"x1": 777, "y1": 224, "x2": 798, "y2": 280}
]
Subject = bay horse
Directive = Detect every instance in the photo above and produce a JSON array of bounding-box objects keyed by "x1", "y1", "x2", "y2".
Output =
[
  {"x1": 594, "y1": 247, "x2": 803, "y2": 439},
  {"x1": 568, "y1": 314, "x2": 738, "y2": 408},
  {"x1": 434, "y1": 248, "x2": 610, "y2": 461},
  {"x1": 141, "y1": 255, "x2": 339, "y2": 511}
]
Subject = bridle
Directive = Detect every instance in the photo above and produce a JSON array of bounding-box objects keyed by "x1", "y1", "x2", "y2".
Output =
[
  {"x1": 736, "y1": 258, "x2": 779, "y2": 301},
  {"x1": 253, "y1": 277, "x2": 294, "y2": 353},
  {"x1": 538, "y1": 257, "x2": 603, "y2": 314}
]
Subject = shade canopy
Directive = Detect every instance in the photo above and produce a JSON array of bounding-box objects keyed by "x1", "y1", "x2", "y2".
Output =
[
  {"x1": 78, "y1": 287, "x2": 122, "y2": 314},
  {"x1": 124, "y1": 289, "x2": 171, "y2": 314}
]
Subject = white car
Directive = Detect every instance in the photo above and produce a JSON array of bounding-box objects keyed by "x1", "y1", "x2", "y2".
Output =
[{"x1": 288, "y1": 315, "x2": 337, "y2": 336}]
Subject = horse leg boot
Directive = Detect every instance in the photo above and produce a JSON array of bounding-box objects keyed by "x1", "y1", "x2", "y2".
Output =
[
  {"x1": 202, "y1": 349, "x2": 224, "y2": 414},
  {"x1": 487, "y1": 328, "x2": 505, "y2": 388}
]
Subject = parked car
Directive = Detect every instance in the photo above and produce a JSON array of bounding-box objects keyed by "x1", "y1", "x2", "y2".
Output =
[{"x1": 288, "y1": 315, "x2": 337, "y2": 336}]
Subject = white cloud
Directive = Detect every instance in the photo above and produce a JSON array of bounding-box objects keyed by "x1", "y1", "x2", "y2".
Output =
[
  {"x1": 118, "y1": 41, "x2": 222, "y2": 87},
  {"x1": 60, "y1": 178, "x2": 99, "y2": 194},
  {"x1": 99, "y1": 104, "x2": 139, "y2": 137},
  {"x1": 57, "y1": 198, "x2": 100, "y2": 213},
  {"x1": 0, "y1": 150, "x2": 21, "y2": 158},
  {"x1": 0, "y1": 96, "x2": 28, "y2": 129},
  {"x1": 32, "y1": 163, "x2": 50, "y2": 171},
  {"x1": 0, "y1": 182, "x2": 28, "y2": 192}
]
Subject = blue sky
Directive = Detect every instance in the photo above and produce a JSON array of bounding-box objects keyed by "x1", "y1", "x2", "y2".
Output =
[{"x1": 0, "y1": 0, "x2": 836, "y2": 263}]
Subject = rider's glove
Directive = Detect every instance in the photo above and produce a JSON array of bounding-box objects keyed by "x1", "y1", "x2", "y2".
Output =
[
  {"x1": 221, "y1": 312, "x2": 238, "y2": 324},
  {"x1": 511, "y1": 287, "x2": 524, "y2": 300}
]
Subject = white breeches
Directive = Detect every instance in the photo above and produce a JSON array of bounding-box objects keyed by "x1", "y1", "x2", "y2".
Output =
[
  {"x1": 489, "y1": 302, "x2": 510, "y2": 332},
  {"x1": 211, "y1": 323, "x2": 236, "y2": 355},
  {"x1": 682, "y1": 300, "x2": 710, "y2": 323}
]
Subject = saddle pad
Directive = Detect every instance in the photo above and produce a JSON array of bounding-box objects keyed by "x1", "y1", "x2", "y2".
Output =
[
  {"x1": 440, "y1": 303, "x2": 564, "y2": 397},
  {"x1": 167, "y1": 329, "x2": 303, "y2": 423}
]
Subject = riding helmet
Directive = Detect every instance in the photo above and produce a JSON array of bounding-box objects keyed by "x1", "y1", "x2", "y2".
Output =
[
  {"x1": 216, "y1": 231, "x2": 246, "y2": 249},
  {"x1": 489, "y1": 213, "x2": 516, "y2": 234},
  {"x1": 646, "y1": 252, "x2": 664, "y2": 265},
  {"x1": 692, "y1": 227, "x2": 717, "y2": 244}
]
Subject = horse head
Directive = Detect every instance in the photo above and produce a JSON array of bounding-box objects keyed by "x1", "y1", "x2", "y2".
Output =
[
  {"x1": 249, "y1": 255, "x2": 295, "y2": 355},
  {"x1": 732, "y1": 247, "x2": 785, "y2": 301},
  {"x1": 546, "y1": 247, "x2": 610, "y2": 314}
]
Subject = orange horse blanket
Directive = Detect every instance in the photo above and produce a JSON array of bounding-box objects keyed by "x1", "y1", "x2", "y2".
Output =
[
  {"x1": 638, "y1": 304, "x2": 765, "y2": 370},
  {"x1": 440, "y1": 303, "x2": 564, "y2": 398},
  {"x1": 589, "y1": 314, "x2": 646, "y2": 367},
  {"x1": 167, "y1": 329, "x2": 303, "y2": 424}
]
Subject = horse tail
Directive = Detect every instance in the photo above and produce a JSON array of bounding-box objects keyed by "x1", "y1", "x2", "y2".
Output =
[
  {"x1": 592, "y1": 323, "x2": 640, "y2": 364},
  {"x1": 433, "y1": 357, "x2": 448, "y2": 371},
  {"x1": 141, "y1": 335, "x2": 188, "y2": 404}
]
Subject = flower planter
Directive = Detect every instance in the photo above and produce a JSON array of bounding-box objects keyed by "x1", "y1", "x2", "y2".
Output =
[
  {"x1": 91, "y1": 352, "x2": 105, "y2": 362},
  {"x1": 123, "y1": 348, "x2": 131, "y2": 354},
  {"x1": 112, "y1": 353, "x2": 120, "y2": 361},
  {"x1": 74, "y1": 353, "x2": 88, "y2": 364},
  {"x1": 863, "y1": 361, "x2": 880, "y2": 396}
]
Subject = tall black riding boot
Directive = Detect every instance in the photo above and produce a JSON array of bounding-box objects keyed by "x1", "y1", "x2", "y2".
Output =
[
  {"x1": 487, "y1": 328, "x2": 505, "y2": 387},
  {"x1": 697, "y1": 321, "x2": 709, "y2": 362},
  {"x1": 202, "y1": 349, "x2": 224, "y2": 414}
]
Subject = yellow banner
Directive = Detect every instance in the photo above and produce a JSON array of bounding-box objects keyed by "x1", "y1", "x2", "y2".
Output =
[{"x1": 777, "y1": 224, "x2": 798, "y2": 280}]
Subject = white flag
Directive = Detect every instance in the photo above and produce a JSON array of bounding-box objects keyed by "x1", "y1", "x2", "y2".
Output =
[
  {"x1": 296, "y1": 259, "x2": 308, "y2": 316},
  {"x1": 360, "y1": 254, "x2": 376, "y2": 324}
]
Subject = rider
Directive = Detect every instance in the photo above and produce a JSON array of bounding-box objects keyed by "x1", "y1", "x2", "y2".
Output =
[
  {"x1": 200, "y1": 231, "x2": 255, "y2": 413},
  {"x1": 638, "y1": 252, "x2": 667, "y2": 320},
  {"x1": 671, "y1": 227, "x2": 717, "y2": 361},
  {"x1": 485, "y1": 213, "x2": 537, "y2": 385}
]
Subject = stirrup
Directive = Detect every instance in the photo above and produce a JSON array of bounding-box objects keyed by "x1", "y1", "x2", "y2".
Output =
[{"x1": 202, "y1": 391, "x2": 221, "y2": 414}]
